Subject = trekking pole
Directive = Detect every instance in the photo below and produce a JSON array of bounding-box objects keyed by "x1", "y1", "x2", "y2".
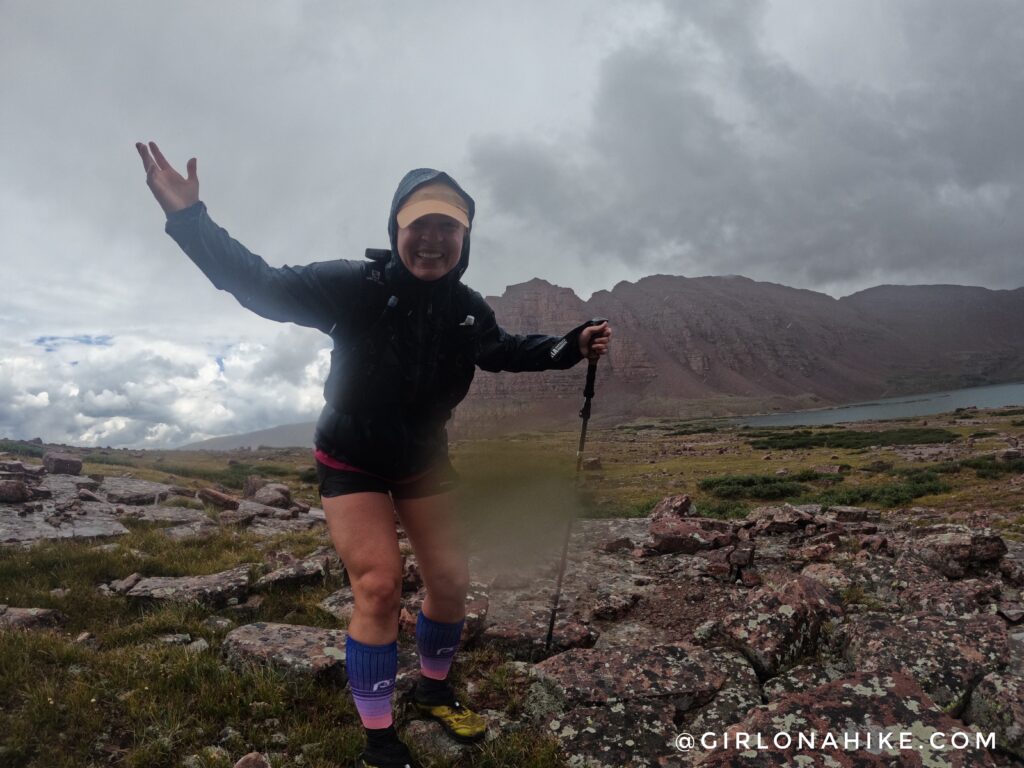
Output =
[{"x1": 544, "y1": 318, "x2": 607, "y2": 653}]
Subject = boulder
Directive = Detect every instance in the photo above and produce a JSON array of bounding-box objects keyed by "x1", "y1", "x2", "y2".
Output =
[
  {"x1": 534, "y1": 643, "x2": 749, "y2": 709},
  {"x1": 100, "y1": 476, "x2": 176, "y2": 505},
  {"x1": 233, "y1": 753, "x2": 271, "y2": 768},
  {"x1": 252, "y1": 483, "x2": 292, "y2": 509},
  {"x1": 915, "y1": 525, "x2": 1007, "y2": 579},
  {"x1": 719, "y1": 575, "x2": 843, "y2": 678},
  {"x1": 648, "y1": 494, "x2": 692, "y2": 519},
  {"x1": 242, "y1": 475, "x2": 269, "y2": 499},
  {"x1": 649, "y1": 516, "x2": 737, "y2": 555},
  {"x1": 964, "y1": 671, "x2": 1024, "y2": 758},
  {"x1": 0, "y1": 480, "x2": 30, "y2": 503},
  {"x1": 0, "y1": 605, "x2": 67, "y2": 630},
  {"x1": 198, "y1": 487, "x2": 240, "y2": 510},
  {"x1": 43, "y1": 452, "x2": 82, "y2": 475}
]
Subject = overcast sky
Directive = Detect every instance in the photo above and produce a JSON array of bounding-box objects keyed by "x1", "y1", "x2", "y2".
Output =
[{"x1": 3, "y1": 0, "x2": 1024, "y2": 448}]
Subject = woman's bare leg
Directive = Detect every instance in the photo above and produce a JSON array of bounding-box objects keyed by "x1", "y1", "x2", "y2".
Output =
[
  {"x1": 394, "y1": 491, "x2": 469, "y2": 623},
  {"x1": 395, "y1": 491, "x2": 486, "y2": 739},
  {"x1": 323, "y1": 492, "x2": 403, "y2": 643}
]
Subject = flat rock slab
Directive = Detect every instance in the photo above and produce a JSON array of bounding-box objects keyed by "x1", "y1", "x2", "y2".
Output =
[
  {"x1": 694, "y1": 672, "x2": 997, "y2": 767},
  {"x1": 537, "y1": 645, "x2": 759, "y2": 767},
  {"x1": 550, "y1": 702, "x2": 680, "y2": 768},
  {"x1": 535, "y1": 643, "x2": 750, "y2": 711},
  {"x1": 898, "y1": 578, "x2": 1002, "y2": 617},
  {"x1": 0, "y1": 605, "x2": 67, "y2": 630},
  {"x1": 237, "y1": 499, "x2": 285, "y2": 518},
  {"x1": 116, "y1": 505, "x2": 210, "y2": 524},
  {"x1": 37, "y1": 474, "x2": 98, "y2": 501},
  {"x1": 0, "y1": 505, "x2": 129, "y2": 545},
  {"x1": 762, "y1": 662, "x2": 844, "y2": 701},
  {"x1": 222, "y1": 622, "x2": 348, "y2": 685},
  {"x1": 844, "y1": 611, "x2": 1009, "y2": 712},
  {"x1": 163, "y1": 520, "x2": 221, "y2": 542},
  {"x1": 481, "y1": 605, "x2": 597, "y2": 661},
  {"x1": 964, "y1": 671, "x2": 1024, "y2": 758},
  {"x1": 248, "y1": 517, "x2": 321, "y2": 537},
  {"x1": 126, "y1": 564, "x2": 254, "y2": 607},
  {"x1": 99, "y1": 477, "x2": 179, "y2": 505}
]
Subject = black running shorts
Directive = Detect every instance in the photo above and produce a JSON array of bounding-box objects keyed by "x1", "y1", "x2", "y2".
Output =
[{"x1": 316, "y1": 459, "x2": 460, "y2": 500}]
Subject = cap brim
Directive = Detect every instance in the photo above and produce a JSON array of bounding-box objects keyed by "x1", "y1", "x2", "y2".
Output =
[{"x1": 396, "y1": 200, "x2": 470, "y2": 229}]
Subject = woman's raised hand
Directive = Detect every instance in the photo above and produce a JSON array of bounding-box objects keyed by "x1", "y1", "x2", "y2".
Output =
[{"x1": 135, "y1": 141, "x2": 199, "y2": 216}]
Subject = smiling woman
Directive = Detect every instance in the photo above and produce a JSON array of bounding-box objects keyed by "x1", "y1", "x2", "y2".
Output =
[{"x1": 134, "y1": 140, "x2": 611, "y2": 768}]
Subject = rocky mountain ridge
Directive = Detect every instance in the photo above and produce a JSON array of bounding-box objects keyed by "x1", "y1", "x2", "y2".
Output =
[
  {"x1": 462, "y1": 275, "x2": 1024, "y2": 433},
  {"x1": 187, "y1": 276, "x2": 1024, "y2": 449}
]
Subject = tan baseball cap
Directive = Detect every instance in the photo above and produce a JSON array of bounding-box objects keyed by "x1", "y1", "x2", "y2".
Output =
[{"x1": 396, "y1": 182, "x2": 471, "y2": 229}]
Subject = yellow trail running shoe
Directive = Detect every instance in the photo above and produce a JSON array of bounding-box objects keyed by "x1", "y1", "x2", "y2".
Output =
[{"x1": 414, "y1": 698, "x2": 487, "y2": 743}]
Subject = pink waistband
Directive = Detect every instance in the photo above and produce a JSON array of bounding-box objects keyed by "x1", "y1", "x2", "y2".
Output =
[{"x1": 313, "y1": 449, "x2": 431, "y2": 484}]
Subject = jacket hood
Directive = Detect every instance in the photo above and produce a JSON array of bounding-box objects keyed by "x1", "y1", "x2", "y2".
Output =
[{"x1": 387, "y1": 168, "x2": 476, "y2": 288}]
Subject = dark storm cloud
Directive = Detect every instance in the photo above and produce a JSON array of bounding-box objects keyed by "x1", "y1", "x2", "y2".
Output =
[{"x1": 470, "y1": 0, "x2": 1024, "y2": 296}]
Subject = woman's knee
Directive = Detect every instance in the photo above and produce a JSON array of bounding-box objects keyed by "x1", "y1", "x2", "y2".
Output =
[
  {"x1": 352, "y1": 570, "x2": 402, "y2": 617},
  {"x1": 424, "y1": 562, "x2": 470, "y2": 605}
]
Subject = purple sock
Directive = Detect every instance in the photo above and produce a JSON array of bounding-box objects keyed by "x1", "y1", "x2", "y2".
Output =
[
  {"x1": 345, "y1": 635, "x2": 397, "y2": 729},
  {"x1": 416, "y1": 611, "x2": 464, "y2": 680}
]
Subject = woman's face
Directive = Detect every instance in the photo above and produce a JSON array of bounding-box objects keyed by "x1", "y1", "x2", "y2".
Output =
[{"x1": 396, "y1": 214, "x2": 466, "y2": 281}]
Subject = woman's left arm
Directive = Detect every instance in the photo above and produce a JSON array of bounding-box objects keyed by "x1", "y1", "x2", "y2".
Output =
[{"x1": 472, "y1": 296, "x2": 612, "y2": 372}]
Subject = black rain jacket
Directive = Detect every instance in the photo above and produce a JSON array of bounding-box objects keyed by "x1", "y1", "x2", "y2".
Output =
[{"x1": 165, "y1": 168, "x2": 585, "y2": 478}]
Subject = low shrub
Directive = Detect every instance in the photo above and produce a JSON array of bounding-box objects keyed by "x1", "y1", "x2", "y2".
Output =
[{"x1": 748, "y1": 427, "x2": 959, "y2": 451}]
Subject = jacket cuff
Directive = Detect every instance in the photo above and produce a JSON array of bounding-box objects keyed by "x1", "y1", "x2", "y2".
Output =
[
  {"x1": 164, "y1": 200, "x2": 206, "y2": 234},
  {"x1": 549, "y1": 322, "x2": 588, "y2": 367}
]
